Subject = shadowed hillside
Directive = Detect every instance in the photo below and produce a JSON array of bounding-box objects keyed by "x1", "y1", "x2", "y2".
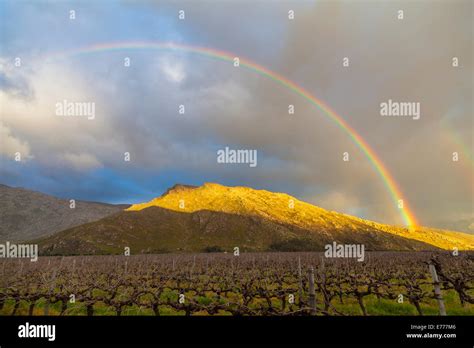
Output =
[{"x1": 0, "y1": 184, "x2": 128, "y2": 242}]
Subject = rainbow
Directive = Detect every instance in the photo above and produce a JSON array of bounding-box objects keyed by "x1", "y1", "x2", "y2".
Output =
[
  {"x1": 441, "y1": 121, "x2": 474, "y2": 172},
  {"x1": 44, "y1": 41, "x2": 418, "y2": 227}
]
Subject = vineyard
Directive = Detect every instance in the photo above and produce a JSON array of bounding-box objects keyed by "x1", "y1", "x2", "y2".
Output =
[{"x1": 1, "y1": 252, "x2": 473, "y2": 316}]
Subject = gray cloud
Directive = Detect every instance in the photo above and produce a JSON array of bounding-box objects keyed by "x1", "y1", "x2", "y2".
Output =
[{"x1": 0, "y1": 0, "x2": 472, "y2": 229}]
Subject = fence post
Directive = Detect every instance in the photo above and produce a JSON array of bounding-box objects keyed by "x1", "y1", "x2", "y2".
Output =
[
  {"x1": 298, "y1": 257, "x2": 303, "y2": 306},
  {"x1": 308, "y1": 266, "x2": 317, "y2": 315},
  {"x1": 429, "y1": 263, "x2": 446, "y2": 316},
  {"x1": 44, "y1": 268, "x2": 57, "y2": 316}
]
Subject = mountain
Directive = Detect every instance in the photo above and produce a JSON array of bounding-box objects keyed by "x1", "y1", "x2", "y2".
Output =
[
  {"x1": 0, "y1": 184, "x2": 128, "y2": 242},
  {"x1": 36, "y1": 183, "x2": 474, "y2": 255}
]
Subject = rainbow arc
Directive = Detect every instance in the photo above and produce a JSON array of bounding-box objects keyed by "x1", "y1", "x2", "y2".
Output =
[{"x1": 44, "y1": 41, "x2": 418, "y2": 227}]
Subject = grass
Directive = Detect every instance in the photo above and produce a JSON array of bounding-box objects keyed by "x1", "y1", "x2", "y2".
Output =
[{"x1": 1, "y1": 288, "x2": 472, "y2": 316}]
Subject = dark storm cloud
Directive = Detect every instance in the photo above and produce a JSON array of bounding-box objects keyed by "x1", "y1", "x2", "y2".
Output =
[{"x1": 0, "y1": 0, "x2": 472, "y2": 228}]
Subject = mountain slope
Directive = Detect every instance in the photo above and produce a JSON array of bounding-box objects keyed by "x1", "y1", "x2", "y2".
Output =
[
  {"x1": 0, "y1": 184, "x2": 128, "y2": 242},
  {"x1": 36, "y1": 183, "x2": 474, "y2": 255}
]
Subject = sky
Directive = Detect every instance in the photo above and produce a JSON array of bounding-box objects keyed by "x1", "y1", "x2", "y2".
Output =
[{"x1": 0, "y1": 0, "x2": 472, "y2": 231}]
